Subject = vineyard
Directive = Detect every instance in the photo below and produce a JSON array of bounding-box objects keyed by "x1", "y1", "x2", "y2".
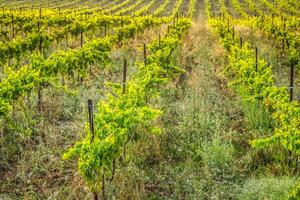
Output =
[{"x1": 0, "y1": 0, "x2": 299, "y2": 199}]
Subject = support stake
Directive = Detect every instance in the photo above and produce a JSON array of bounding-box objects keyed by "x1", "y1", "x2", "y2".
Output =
[
  {"x1": 87, "y1": 99, "x2": 95, "y2": 141},
  {"x1": 290, "y1": 63, "x2": 295, "y2": 102},
  {"x1": 255, "y1": 47, "x2": 258, "y2": 72},
  {"x1": 240, "y1": 37, "x2": 243, "y2": 48},
  {"x1": 143, "y1": 44, "x2": 147, "y2": 66},
  {"x1": 122, "y1": 59, "x2": 127, "y2": 94}
]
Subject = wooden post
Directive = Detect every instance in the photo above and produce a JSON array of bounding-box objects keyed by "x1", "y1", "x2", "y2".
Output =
[
  {"x1": 38, "y1": 16, "x2": 41, "y2": 30},
  {"x1": 38, "y1": 89, "x2": 43, "y2": 112},
  {"x1": 102, "y1": 173, "x2": 106, "y2": 200},
  {"x1": 87, "y1": 99, "x2": 95, "y2": 141},
  {"x1": 227, "y1": 18, "x2": 230, "y2": 33},
  {"x1": 122, "y1": 59, "x2": 127, "y2": 94},
  {"x1": 88, "y1": 100, "x2": 99, "y2": 200},
  {"x1": 290, "y1": 63, "x2": 294, "y2": 102},
  {"x1": 66, "y1": 33, "x2": 69, "y2": 47},
  {"x1": 282, "y1": 17, "x2": 286, "y2": 51},
  {"x1": 143, "y1": 44, "x2": 147, "y2": 66},
  {"x1": 232, "y1": 26, "x2": 235, "y2": 39},
  {"x1": 240, "y1": 37, "x2": 243, "y2": 48},
  {"x1": 110, "y1": 159, "x2": 116, "y2": 181},
  {"x1": 80, "y1": 31, "x2": 83, "y2": 47},
  {"x1": 39, "y1": 36, "x2": 42, "y2": 53},
  {"x1": 158, "y1": 34, "x2": 161, "y2": 46},
  {"x1": 11, "y1": 14, "x2": 14, "y2": 39},
  {"x1": 38, "y1": 15, "x2": 43, "y2": 53},
  {"x1": 104, "y1": 24, "x2": 107, "y2": 37},
  {"x1": 118, "y1": 34, "x2": 121, "y2": 47},
  {"x1": 255, "y1": 47, "x2": 258, "y2": 72},
  {"x1": 64, "y1": 17, "x2": 68, "y2": 47},
  {"x1": 112, "y1": 59, "x2": 128, "y2": 180},
  {"x1": 37, "y1": 10, "x2": 43, "y2": 112}
]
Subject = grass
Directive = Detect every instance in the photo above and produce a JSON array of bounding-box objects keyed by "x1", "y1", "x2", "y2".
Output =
[{"x1": 237, "y1": 176, "x2": 298, "y2": 200}]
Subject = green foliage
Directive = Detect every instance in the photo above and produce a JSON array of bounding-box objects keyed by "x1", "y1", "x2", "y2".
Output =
[
  {"x1": 0, "y1": 66, "x2": 41, "y2": 115},
  {"x1": 153, "y1": 0, "x2": 170, "y2": 16},
  {"x1": 0, "y1": 16, "x2": 167, "y2": 118},
  {"x1": 288, "y1": 182, "x2": 300, "y2": 200},
  {"x1": 0, "y1": 33, "x2": 42, "y2": 63},
  {"x1": 63, "y1": 85, "x2": 161, "y2": 190},
  {"x1": 0, "y1": 15, "x2": 153, "y2": 66},
  {"x1": 209, "y1": 18, "x2": 300, "y2": 155},
  {"x1": 244, "y1": 15, "x2": 300, "y2": 68},
  {"x1": 64, "y1": 18, "x2": 191, "y2": 193}
]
